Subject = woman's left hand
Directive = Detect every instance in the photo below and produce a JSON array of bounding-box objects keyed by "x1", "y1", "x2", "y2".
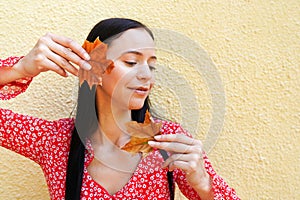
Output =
[{"x1": 148, "y1": 134, "x2": 212, "y2": 193}]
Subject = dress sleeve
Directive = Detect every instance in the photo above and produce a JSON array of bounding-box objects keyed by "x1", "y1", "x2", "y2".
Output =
[
  {"x1": 174, "y1": 154, "x2": 240, "y2": 200},
  {"x1": 161, "y1": 122, "x2": 240, "y2": 200},
  {"x1": 0, "y1": 56, "x2": 74, "y2": 165},
  {"x1": 0, "y1": 56, "x2": 33, "y2": 100},
  {"x1": 0, "y1": 107, "x2": 74, "y2": 165}
]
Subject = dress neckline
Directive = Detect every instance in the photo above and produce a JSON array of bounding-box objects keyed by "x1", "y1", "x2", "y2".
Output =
[{"x1": 83, "y1": 143, "x2": 147, "y2": 196}]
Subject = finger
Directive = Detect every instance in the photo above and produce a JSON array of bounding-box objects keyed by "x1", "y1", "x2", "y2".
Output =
[
  {"x1": 148, "y1": 140, "x2": 195, "y2": 154},
  {"x1": 40, "y1": 58, "x2": 68, "y2": 77},
  {"x1": 168, "y1": 160, "x2": 198, "y2": 173},
  {"x1": 154, "y1": 134, "x2": 201, "y2": 146},
  {"x1": 48, "y1": 33, "x2": 90, "y2": 60},
  {"x1": 48, "y1": 40, "x2": 91, "y2": 71},
  {"x1": 45, "y1": 33, "x2": 91, "y2": 71},
  {"x1": 46, "y1": 48, "x2": 79, "y2": 76},
  {"x1": 162, "y1": 153, "x2": 198, "y2": 168}
]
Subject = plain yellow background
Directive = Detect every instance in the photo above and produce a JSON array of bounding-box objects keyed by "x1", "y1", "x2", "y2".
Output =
[{"x1": 0, "y1": 0, "x2": 299, "y2": 199}]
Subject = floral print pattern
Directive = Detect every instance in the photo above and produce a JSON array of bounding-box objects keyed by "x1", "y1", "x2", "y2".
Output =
[{"x1": 0, "y1": 57, "x2": 240, "y2": 199}]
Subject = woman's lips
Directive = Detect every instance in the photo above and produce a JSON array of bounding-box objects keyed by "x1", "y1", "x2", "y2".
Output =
[{"x1": 128, "y1": 86, "x2": 149, "y2": 95}]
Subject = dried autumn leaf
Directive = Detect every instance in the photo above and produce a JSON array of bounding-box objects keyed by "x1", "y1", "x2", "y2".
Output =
[
  {"x1": 82, "y1": 37, "x2": 103, "y2": 53},
  {"x1": 80, "y1": 37, "x2": 115, "y2": 87},
  {"x1": 125, "y1": 111, "x2": 162, "y2": 138},
  {"x1": 121, "y1": 137, "x2": 154, "y2": 156},
  {"x1": 121, "y1": 111, "x2": 162, "y2": 156}
]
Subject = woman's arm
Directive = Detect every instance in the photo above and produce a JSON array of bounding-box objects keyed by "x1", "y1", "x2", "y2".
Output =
[
  {"x1": 0, "y1": 58, "x2": 26, "y2": 84},
  {"x1": 0, "y1": 55, "x2": 75, "y2": 165},
  {"x1": 0, "y1": 107, "x2": 74, "y2": 165},
  {"x1": 0, "y1": 33, "x2": 91, "y2": 85},
  {"x1": 0, "y1": 33, "x2": 89, "y2": 164},
  {"x1": 0, "y1": 56, "x2": 32, "y2": 100},
  {"x1": 0, "y1": 57, "x2": 74, "y2": 164}
]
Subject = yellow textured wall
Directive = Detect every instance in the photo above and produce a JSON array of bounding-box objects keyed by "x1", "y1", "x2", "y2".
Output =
[{"x1": 0, "y1": 0, "x2": 299, "y2": 199}]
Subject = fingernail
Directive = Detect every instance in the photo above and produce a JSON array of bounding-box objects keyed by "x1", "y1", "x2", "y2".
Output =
[
  {"x1": 83, "y1": 62, "x2": 92, "y2": 70},
  {"x1": 154, "y1": 135, "x2": 162, "y2": 140},
  {"x1": 84, "y1": 53, "x2": 90, "y2": 60},
  {"x1": 148, "y1": 141, "x2": 156, "y2": 146}
]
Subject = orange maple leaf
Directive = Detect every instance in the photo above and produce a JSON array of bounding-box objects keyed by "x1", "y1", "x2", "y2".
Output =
[
  {"x1": 121, "y1": 111, "x2": 162, "y2": 156},
  {"x1": 80, "y1": 38, "x2": 115, "y2": 87}
]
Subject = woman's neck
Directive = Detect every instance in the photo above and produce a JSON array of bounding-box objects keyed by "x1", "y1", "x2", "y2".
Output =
[
  {"x1": 98, "y1": 109, "x2": 131, "y2": 147},
  {"x1": 88, "y1": 87, "x2": 142, "y2": 174},
  {"x1": 95, "y1": 88, "x2": 132, "y2": 147}
]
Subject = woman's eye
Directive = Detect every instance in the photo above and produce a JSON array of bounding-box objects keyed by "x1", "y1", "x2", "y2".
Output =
[{"x1": 124, "y1": 61, "x2": 137, "y2": 66}]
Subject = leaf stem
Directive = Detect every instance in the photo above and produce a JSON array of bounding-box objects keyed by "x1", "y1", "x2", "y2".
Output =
[{"x1": 159, "y1": 149, "x2": 169, "y2": 161}]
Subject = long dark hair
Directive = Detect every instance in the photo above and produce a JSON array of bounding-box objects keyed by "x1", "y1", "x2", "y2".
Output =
[{"x1": 65, "y1": 18, "x2": 173, "y2": 200}]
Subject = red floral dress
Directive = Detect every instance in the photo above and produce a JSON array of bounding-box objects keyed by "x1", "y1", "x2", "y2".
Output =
[{"x1": 0, "y1": 56, "x2": 240, "y2": 200}]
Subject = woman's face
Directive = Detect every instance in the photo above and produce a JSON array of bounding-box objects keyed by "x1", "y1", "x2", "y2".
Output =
[{"x1": 100, "y1": 28, "x2": 156, "y2": 110}]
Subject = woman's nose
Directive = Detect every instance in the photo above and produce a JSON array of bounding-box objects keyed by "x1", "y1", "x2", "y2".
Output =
[{"x1": 136, "y1": 64, "x2": 152, "y2": 81}]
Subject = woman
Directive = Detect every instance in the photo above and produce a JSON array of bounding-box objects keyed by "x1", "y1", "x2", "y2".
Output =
[{"x1": 0, "y1": 18, "x2": 239, "y2": 200}]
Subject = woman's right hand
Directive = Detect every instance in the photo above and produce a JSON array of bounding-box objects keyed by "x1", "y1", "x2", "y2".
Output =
[{"x1": 14, "y1": 33, "x2": 92, "y2": 78}]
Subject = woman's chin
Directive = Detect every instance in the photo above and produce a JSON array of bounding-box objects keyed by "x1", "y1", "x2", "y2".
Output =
[
  {"x1": 128, "y1": 104, "x2": 144, "y2": 110},
  {"x1": 128, "y1": 100, "x2": 145, "y2": 110}
]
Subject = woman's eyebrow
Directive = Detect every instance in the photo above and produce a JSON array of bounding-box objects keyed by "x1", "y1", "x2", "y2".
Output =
[{"x1": 123, "y1": 50, "x2": 157, "y2": 60}]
